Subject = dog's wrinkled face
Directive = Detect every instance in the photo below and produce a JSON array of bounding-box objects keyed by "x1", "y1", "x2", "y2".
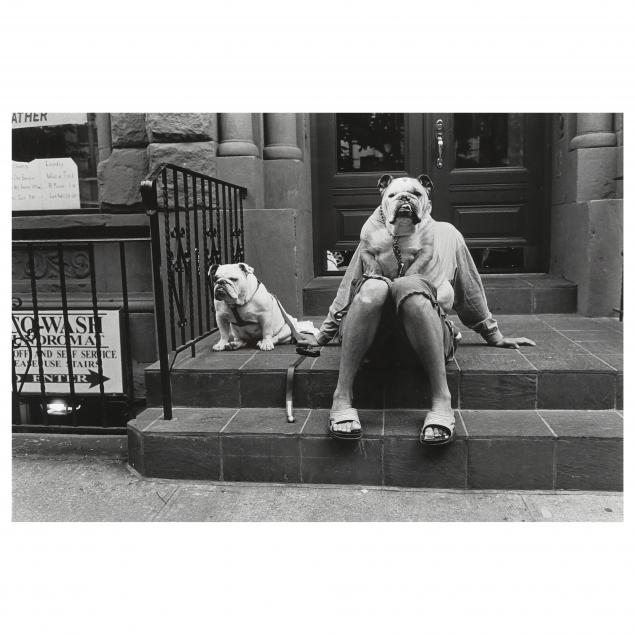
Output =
[
  {"x1": 209, "y1": 263, "x2": 254, "y2": 304},
  {"x1": 378, "y1": 174, "x2": 433, "y2": 234}
]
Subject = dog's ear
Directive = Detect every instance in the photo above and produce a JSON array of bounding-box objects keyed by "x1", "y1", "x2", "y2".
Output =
[
  {"x1": 238, "y1": 263, "x2": 254, "y2": 276},
  {"x1": 377, "y1": 174, "x2": 393, "y2": 195},
  {"x1": 208, "y1": 263, "x2": 219, "y2": 279},
  {"x1": 417, "y1": 174, "x2": 433, "y2": 199}
]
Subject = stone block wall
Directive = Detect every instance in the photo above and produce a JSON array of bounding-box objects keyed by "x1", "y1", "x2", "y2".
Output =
[
  {"x1": 97, "y1": 114, "x2": 149, "y2": 210},
  {"x1": 95, "y1": 113, "x2": 314, "y2": 317},
  {"x1": 550, "y1": 113, "x2": 623, "y2": 316}
]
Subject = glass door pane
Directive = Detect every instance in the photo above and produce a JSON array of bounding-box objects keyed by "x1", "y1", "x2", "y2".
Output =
[
  {"x1": 454, "y1": 113, "x2": 524, "y2": 168},
  {"x1": 336, "y1": 113, "x2": 405, "y2": 172}
]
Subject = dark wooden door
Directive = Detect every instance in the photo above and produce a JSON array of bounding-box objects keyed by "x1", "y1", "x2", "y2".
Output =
[
  {"x1": 312, "y1": 113, "x2": 425, "y2": 271},
  {"x1": 427, "y1": 113, "x2": 548, "y2": 271},
  {"x1": 312, "y1": 113, "x2": 549, "y2": 274}
]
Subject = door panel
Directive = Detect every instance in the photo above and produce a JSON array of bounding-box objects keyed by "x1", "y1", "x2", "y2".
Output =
[{"x1": 312, "y1": 113, "x2": 548, "y2": 274}]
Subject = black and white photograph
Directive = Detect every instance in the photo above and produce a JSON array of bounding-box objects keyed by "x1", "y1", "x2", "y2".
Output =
[
  {"x1": 11, "y1": 111, "x2": 624, "y2": 519},
  {"x1": 2, "y1": 2, "x2": 632, "y2": 634}
]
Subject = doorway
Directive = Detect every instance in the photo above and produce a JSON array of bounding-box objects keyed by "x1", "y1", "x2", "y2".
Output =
[{"x1": 311, "y1": 113, "x2": 549, "y2": 274}]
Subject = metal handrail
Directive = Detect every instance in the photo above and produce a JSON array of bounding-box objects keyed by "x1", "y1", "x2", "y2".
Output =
[{"x1": 141, "y1": 163, "x2": 248, "y2": 420}]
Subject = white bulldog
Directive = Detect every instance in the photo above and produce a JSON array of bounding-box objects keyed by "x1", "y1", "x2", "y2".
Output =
[
  {"x1": 209, "y1": 262, "x2": 317, "y2": 351},
  {"x1": 359, "y1": 174, "x2": 454, "y2": 310}
]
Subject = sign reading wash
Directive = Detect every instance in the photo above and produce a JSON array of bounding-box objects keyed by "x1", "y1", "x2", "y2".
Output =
[{"x1": 12, "y1": 310, "x2": 124, "y2": 394}]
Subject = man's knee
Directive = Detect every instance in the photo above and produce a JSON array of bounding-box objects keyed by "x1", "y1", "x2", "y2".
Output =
[
  {"x1": 391, "y1": 275, "x2": 418, "y2": 294},
  {"x1": 356, "y1": 279, "x2": 389, "y2": 306},
  {"x1": 400, "y1": 292, "x2": 436, "y2": 320}
]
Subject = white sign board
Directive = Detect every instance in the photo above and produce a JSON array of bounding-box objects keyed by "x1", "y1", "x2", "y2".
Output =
[
  {"x1": 12, "y1": 158, "x2": 80, "y2": 211},
  {"x1": 12, "y1": 113, "x2": 87, "y2": 128},
  {"x1": 12, "y1": 310, "x2": 124, "y2": 394}
]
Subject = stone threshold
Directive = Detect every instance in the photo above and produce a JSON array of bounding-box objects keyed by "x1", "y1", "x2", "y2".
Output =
[
  {"x1": 128, "y1": 408, "x2": 623, "y2": 491},
  {"x1": 303, "y1": 274, "x2": 578, "y2": 314}
]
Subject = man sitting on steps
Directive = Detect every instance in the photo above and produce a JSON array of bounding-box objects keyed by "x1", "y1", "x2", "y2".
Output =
[{"x1": 300, "y1": 173, "x2": 536, "y2": 445}]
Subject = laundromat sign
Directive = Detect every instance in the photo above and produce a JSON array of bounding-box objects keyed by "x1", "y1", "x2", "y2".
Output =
[
  {"x1": 12, "y1": 113, "x2": 87, "y2": 128},
  {"x1": 12, "y1": 310, "x2": 124, "y2": 394}
]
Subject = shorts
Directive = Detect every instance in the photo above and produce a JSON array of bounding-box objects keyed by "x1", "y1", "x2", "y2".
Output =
[{"x1": 338, "y1": 274, "x2": 458, "y2": 367}]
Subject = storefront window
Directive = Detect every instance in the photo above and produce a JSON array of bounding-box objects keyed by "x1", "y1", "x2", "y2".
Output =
[{"x1": 12, "y1": 113, "x2": 99, "y2": 208}]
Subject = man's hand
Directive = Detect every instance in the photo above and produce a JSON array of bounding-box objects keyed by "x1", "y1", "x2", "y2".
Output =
[
  {"x1": 296, "y1": 333, "x2": 319, "y2": 347},
  {"x1": 491, "y1": 336, "x2": 536, "y2": 349}
]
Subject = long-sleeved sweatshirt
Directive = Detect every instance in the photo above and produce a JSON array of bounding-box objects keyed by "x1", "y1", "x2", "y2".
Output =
[{"x1": 316, "y1": 215, "x2": 504, "y2": 346}]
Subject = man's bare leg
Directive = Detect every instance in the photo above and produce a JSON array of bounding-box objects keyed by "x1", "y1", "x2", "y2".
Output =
[
  {"x1": 400, "y1": 294, "x2": 453, "y2": 440},
  {"x1": 331, "y1": 279, "x2": 389, "y2": 434}
]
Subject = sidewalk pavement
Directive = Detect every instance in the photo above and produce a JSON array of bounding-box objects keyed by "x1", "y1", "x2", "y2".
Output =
[{"x1": 12, "y1": 436, "x2": 622, "y2": 522}]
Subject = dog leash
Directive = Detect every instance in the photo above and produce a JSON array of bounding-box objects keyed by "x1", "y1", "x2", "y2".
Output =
[{"x1": 271, "y1": 294, "x2": 321, "y2": 423}]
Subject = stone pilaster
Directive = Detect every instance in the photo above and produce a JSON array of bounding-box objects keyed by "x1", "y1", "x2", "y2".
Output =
[
  {"x1": 550, "y1": 113, "x2": 622, "y2": 316},
  {"x1": 264, "y1": 113, "x2": 306, "y2": 209},
  {"x1": 243, "y1": 208, "x2": 313, "y2": 315},
  {"x1": 215, "y1": 113, "x2": 264, "y2": 209},
  {"x1": 217, "y1": 114, "x2": 259, "y2": 157},
  {"x1": 263, "y1": 113, "x2": 302, "y2": 159},
  {"x1": 570, "y1": 113, "x2": 616, "y2": 150}
]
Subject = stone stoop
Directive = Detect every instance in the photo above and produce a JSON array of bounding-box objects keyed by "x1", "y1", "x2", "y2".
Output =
[
  {"x1": 128, "y1": 408, "x2": 623, "y2": 491},
  {"x1": 145, "y1": 315, "x2": 623, "y2": 411},
  {"x1": 132, "y1": 313, "x2": 623, "y2": 489},
  {"x1": 303, "y1": 274, "x2": 578, "y2": 316}
]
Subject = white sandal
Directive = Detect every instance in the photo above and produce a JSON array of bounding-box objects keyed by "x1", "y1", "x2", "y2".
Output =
[
  {"x1": 328, "y1": 408, "x2": 362, "y2": 440},
  {"x1": 420, "y1": 411, "x2": 456, "y2": 446}
]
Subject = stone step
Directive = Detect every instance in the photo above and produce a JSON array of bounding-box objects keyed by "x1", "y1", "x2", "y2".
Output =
[
  {"x1": 303, "y1": 274, "x2": 578, "y2": 316},
  {"x1": 145, "y1": 315, "x2": 622, "y2": 411},
  {"x1": 127, "y1": 407, "x2": 623, "y2": 490}
]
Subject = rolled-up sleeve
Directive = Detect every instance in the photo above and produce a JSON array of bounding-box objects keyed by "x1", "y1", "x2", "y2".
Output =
[{"x1": 453, "y1": 238, "x2": 504, "y2": 345}]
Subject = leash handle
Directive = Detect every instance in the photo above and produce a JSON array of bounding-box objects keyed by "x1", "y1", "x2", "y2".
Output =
[
  {"x1": 295, "y1": 344, "x2": 320, "y2": 357},
  {"x1": 286, "y1": 355, "x2": 308, "y2": 423}
]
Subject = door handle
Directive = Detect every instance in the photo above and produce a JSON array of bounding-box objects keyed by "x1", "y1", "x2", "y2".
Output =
[{"x1": 435, "y1": 118, "x2": 445, "y2": 169}]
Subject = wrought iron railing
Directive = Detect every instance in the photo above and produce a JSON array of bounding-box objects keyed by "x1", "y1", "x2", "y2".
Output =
[
  {"x1": 11, "y1": 221, "x2": 149, "y2": 433},
  {"x1": 140, "y1": 163, "x2": 248, "y2": 419}
]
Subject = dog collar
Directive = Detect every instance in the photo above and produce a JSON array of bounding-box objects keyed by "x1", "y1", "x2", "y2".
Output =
[{"x1": 227, "y1": 279, "x2": 261, "y2": 327}]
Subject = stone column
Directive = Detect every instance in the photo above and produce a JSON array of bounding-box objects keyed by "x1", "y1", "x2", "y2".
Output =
[
  {"x1": 248, "y1": 113, "x2": 313, "y2": 314},
  {"x1": 550, "y1": 113, "x2": 622, "y2": 316},
  {"x1": 263, "y1": 113, "x2": 305, "y2": 210},
  {"x1": 215, "y1": 113, "x2": 264, "y2": 209},
  {"x1": 263, "y1": 113, "x2": 302, "y2": 159},
  {"x1": 570, "y1": 113, "x2": 616, "y2": 149},
  {"x1": 569, "y1": 113, "x2": 618, "y2": 202},
  {"x1": 217, "y1": 114, "x2": 259, "y2": 157}
]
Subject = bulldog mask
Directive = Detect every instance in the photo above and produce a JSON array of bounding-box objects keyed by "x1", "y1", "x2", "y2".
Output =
[
  {"x1": 358, "y1": 173, "x2": 440, "y2": 281},
  {"x1": 379, "y1": 173, "x2": 433, "y2": 234}
]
